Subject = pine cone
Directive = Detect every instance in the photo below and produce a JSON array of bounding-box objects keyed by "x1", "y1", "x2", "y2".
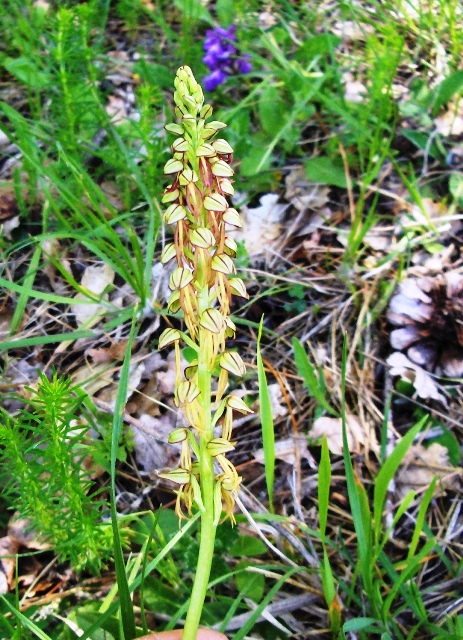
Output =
[{"x1": 388, "y1": 272, "x2": 463, "y2": 377}]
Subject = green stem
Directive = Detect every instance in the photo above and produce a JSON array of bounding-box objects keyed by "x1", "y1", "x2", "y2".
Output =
[{"x1": 182, "y1": 287, "x2": 217, "y2": 640}]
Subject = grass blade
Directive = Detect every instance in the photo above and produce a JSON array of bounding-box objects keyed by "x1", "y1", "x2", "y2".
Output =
[
  {"x1": 373, "y1": 415, "x2": 427, "y2": 543},
  {"x1": 109, "y1": 308, "x2": 139, "y2": 640},
  {"x1": 257, "y1": 317, "x2": 275, "y2": 512},
  {"x1": 292, "y1": 337, "x2": 337, "y2": 416}
]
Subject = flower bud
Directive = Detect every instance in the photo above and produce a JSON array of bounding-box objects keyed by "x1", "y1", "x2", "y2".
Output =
[
  {"x1": 200, "y1": 308, "x2": 225, "y2": 333},
  {"x1": 175, "y1": 380, "x2": 200, "y2": 406},
  {"x1": 158, "y1": 327, "x2": 182, "y2": 349},
  {"x1": 167, "y1": 290, "x2": 181, "y2": 313},
  {"x1": 212, "y1": 139, "x2": 233, "y2": 154},
  {"x1": 219, "y1": 179, "x2": 235, "y2": 196},
  {"x1": 229, "y1": 278, "x2": 248, "y2": 298},
  {"x1": 172, "y1": 137, "x2": 189, "y2": 153},
  {"x1": 168, "y1": 428, "x2": 189, "y2": 443},
  {"x1": 219, "y1": 351, "x2": 246, "y2": 376},
  {"x1": 160, "y1": 242, "x2": 177, "y2": 264},
  {"x1": 164, "y1": 204, "x2": 188, "y2": 224},
  {"x1": 169, "y1": 267, "x2": 193, "y2": 290},
  {"x1": 165, "y1": 123, "x2": 184, "y2": 135},
  {"x1": 226, "y1": 394, "x2": 253, "y2": 413},
  {"x1": 161, "y1": 187, "x2": 180, "y2": 203},
  {"x1": 224, "y1": 236, "x2": 237, "y2": 256},
  {"x1": 210, "y1": 159, "x2": 234, "y2": 177},
  {"x1": 179, "y1": 168, "x2": 199, "y2": 185},
  {"x1": 189, "y1": 227, "x2": 216, "y2": 249},
  {"x1": 207, "y1": 437, "x2": 235, "y2": 456},
  {"x1": 164, "y1": 158, "x2": 184, "y2": 174},
  {"x1": 204, "y1": 193, "x2": 228, "y2": 212},
  {"x1": 211, "y1": 254, "x2": 236, "y2": 274},
  {"x1": 185, "y1": 363, "x2": 198, "y2": 379},
  {"x1": 200, "y1": 104, "x2": 213, "y2": 119},
  {"x1": 196, "y1": 143, "x2": 216, "y2": 157},
  {"x1": 222, "y1": 208, "x2": 242, "y2": 227},
  {"x1": 224, "y1": 317, "x2": 236, "y2": 338},
  {"x1": 158, "y1": 467, "x2": 190, "y2": 485}
]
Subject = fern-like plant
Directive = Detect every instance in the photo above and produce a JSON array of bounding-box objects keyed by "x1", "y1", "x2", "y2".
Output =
[{"x1": 0, "y1": 371, "x2": 113, "y2": 573}]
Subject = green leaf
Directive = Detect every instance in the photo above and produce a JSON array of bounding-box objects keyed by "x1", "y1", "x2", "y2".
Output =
[
  {"x1": 318, "y1": 437, "x2": 331, "y2": 538},
  {"x1": 373, "y1": 416, "x2": 427, "y2": 543},
  {"x1": 134, "y1": 60, "x2": 175, "y2": 89},
  {"x1": 258, "y1": 85, "x2": 287, "y2": 135},
  {"x1": 295, "y1": 34, "x2": 341, "y2": 63},
  {"x1": 449, "y1": 172, "x2": 463, "y2": 205},
  {"x1": 257, "y1": 317, "x2": 275, "y2": 512},
  {"x1": 240, "y1": 145, "x2": 274, "y2": 176},
  {"x1": 216, "y1": 0, "x2": 235, "y2": 25},
  {"x1": 109, "y1": 310, "x2": 139, "y2": 640},
  {"x1": 401, "y1": 129, "x2": 442, "y2": 160},
  {"x1": 235, "y1": 566, "x2": 265, "y2": 603},
  {"x1": 229, "y1": 535, "x2": 268, "y2": 557},
  {"x1": 173, "y1": 0, "x2": 213, "y2": 23},
  {"x1": 304, "y1": 156, "x2": 347, "y2": 188},
  {"x1": 292, "y1": 337, "x2": 337, "y2": 416},
  {"x1": 343, "y1": 617, "x2": 383, "y2": 633},
  {"x1": 427, "y1": 427, "x2": 461, "y2": 466},
  {"x1": 3, "y1": 56, "x2": 49, "y2": 88},
  {"x1": 431, "y1": 70, "x2": 463, "y2": 116}
]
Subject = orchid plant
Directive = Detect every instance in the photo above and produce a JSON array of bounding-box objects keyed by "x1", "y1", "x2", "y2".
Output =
[{"x1": 157, "y1": 66, "x2": 252, "y2": 640}]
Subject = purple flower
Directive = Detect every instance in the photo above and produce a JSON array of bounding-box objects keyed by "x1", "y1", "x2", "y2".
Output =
[
  {"x1": 202, "y1": 25, "x2": 251, "y2": 91},
  {"x1": 203, "y1": 69, "x2": 228, "y2": 92}
]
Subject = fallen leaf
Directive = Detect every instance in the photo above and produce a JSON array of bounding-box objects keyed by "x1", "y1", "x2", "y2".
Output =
[
  {"x1": 284, "y1": 165, "x2": 330, "y2": 212},
  {"x1": 86, "y1": 340, "x2": 129, "y2": 363},
  {"x1": 310, "y1": 414, "x2": 367, "y2": 455},
  {"x1": 234, "y1": 193, "x2": 290, "y2": 258},
  {"x1": 0, "y1": 536, "x2": 20, "y2": 593},
  {"x1": 71, "y1": 263, "x2": 115, "y2": 327},
  {"x1": 387, "y1": 352, "x2": 447, "y2": 405},
  {"x1": 8, "y1": 517, "x2": 50, "y2": 551},
  {"x1": 396, "y1": 443, "x2": 460, "y2": 499},
  {"x1": 131, "y1": 413, "x2": 178, "y2": 474},
  {"x1": 254, "y1": 436, "x2": 316, "y2": 467},
  {"x1": 434, "y1": 99, "x2": 463, "y2": 136},
  {"x1": 343, "y1": 73, "x2": 368, "y2": 103}
]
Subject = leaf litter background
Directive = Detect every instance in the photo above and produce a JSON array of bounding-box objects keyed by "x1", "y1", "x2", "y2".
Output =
[{"x1": 1, "y1": 0, "x2": 463, "y2": 637}]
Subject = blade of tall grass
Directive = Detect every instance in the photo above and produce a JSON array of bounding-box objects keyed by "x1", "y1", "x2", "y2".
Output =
[
  {"x1": 373, "y1": 415, "x2": 427, "y2": 544},
  {"x1": 230, "y1": 567, "x2": 299, "y2": 640},
  {"x1": 0, "y1": 595, "x2": 53, "y2": 640},
  {"x1": 9, "y1": 244, "x2": 42, "y2": 334},
  {"x1": 257, "y1": 317, "x2": 275, "y2": 513},
  {"x1": 340, "y1": 336, "x2": 374, "y2": 607},
  {"x1": 292, "y1": 337, "x2": 337, "y2": 416},
  {"x1": 109, "y1": 308, "x2": 139, "y2": 640}
]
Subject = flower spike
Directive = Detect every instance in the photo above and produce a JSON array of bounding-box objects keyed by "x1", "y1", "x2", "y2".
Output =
[{"x1": 157, "y1": 65, "x2": 253, "y2": 640}]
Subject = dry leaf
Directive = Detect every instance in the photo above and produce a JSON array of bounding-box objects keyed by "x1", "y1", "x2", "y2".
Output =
[
  {"x1": 310, "y1": 414, "x2": 366, "y2": 455},
  {"x1": 343, "y1": 73, "x2": 368, "y2": 103},
  {"x1": 71, "y1": 263, "x2": 115, "y2": 327},
  {"x1": 266, "y1": 383, "x2": 287, "y2": 419},
  {"x1": 131, "y1": 413, "x2": 178, "y2": 473},
  {"x1": 97, "y1": 362, "x2": 145, "y2": 410},
  {"x1": 0, "y1": 536, "x2": 20, "y2": 593},
  {"x1": 8, "y1": 517, "x2": 50, "y2": 551},
  {"x1": 284, "y1": 165, "x2": 330, "y2": 212},
  {"x1": 363, "y1": 226, "x2": 394, "y2": 251},
  {"x1": 86, "y1": 340, "x2": 129, "y2": 363},
  {"x1": 395, "y1": 443, "x2": 460, "y2": 499},
  {"x1": 234, "y1": 193, "x2": 289, "y2": 258},
  {"x1": 254, "y1": 436, "x2": 316, "y2": 467},
  {"x1": 434, "y1": 99, "x2": 463, "y2": 136},
  {"x1": 387, "y1": 352, "x2": 447, "y2": 405}
]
